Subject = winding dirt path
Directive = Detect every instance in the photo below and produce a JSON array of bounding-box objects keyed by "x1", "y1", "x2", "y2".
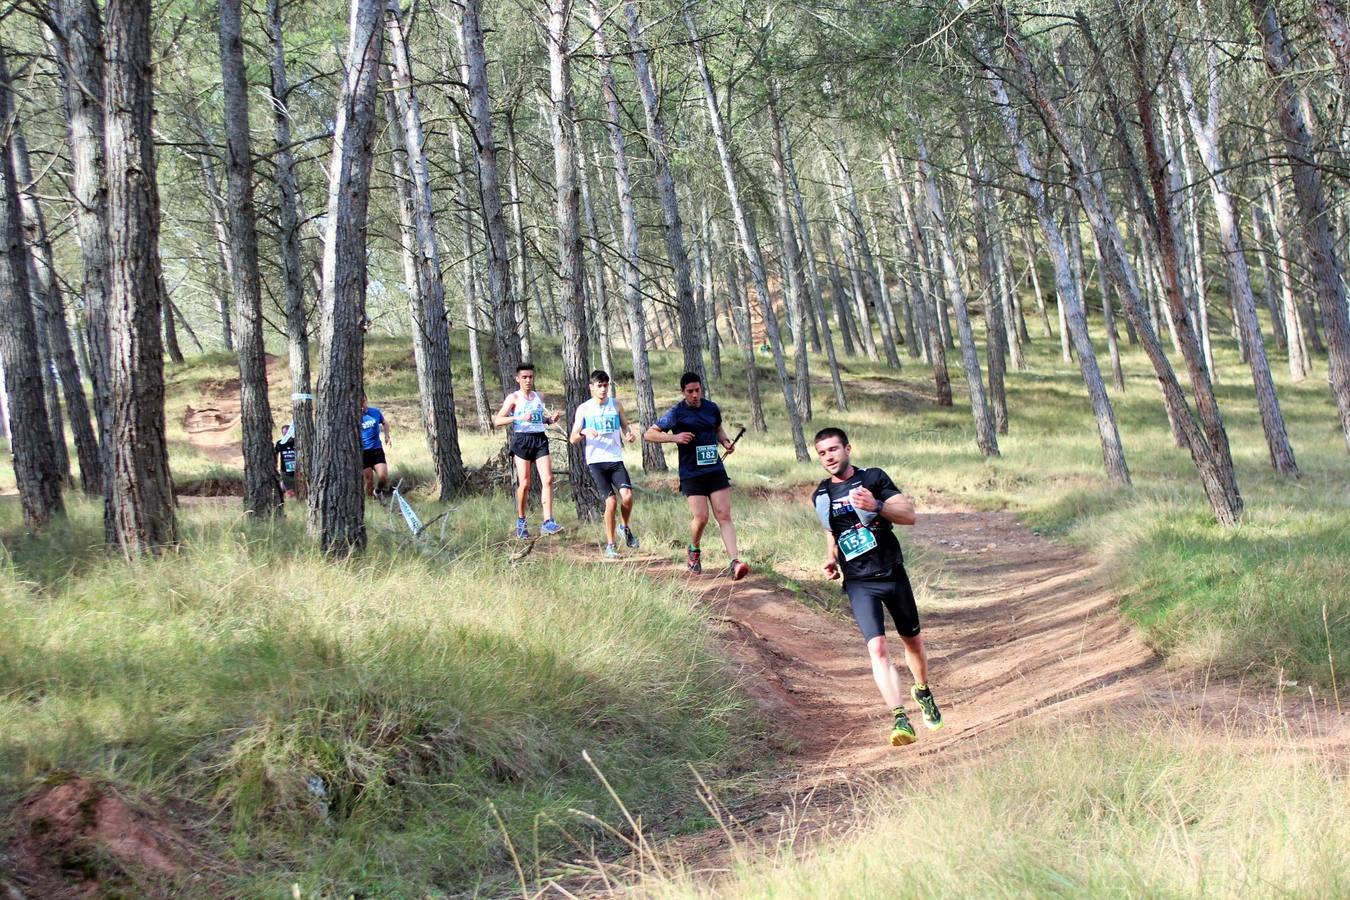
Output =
[{"x1": 549, "y1": 500, "x2": 1346, "y2": 893}]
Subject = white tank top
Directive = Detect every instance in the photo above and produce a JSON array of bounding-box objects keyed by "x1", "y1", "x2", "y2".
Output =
[{"x1": 514, "y1": 391, "x2": 547, "y2": 433}]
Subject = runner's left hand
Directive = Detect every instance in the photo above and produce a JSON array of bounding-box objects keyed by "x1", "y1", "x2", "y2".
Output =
[
  {"x1": 849, "y1": 486, "x2": 876, "y2": 511},
  {"x1": 721, "y1": 441, "x2": 735, "y2": 456},
  {"x1": 823, "y1": 560, "x2": 840, "y2": 580}
]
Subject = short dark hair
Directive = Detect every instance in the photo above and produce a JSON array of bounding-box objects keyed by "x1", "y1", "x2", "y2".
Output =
[
  {"x1": 516, "y1": 362, "x2": 535, "y2": 373},
  {"x1": 813, "y1": 427, "x2": 849, "y2": 447},
  {"x1": 589, "y1": 369, "x2": 610, "y2": 384},
  {"x1": 679, "y1": 371, "x2": 702, "y2": 389}
]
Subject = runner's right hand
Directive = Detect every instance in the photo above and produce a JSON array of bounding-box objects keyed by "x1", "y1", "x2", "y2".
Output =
[{"x1": 673, "y1": 431, "x2": 695, "y2": 445}]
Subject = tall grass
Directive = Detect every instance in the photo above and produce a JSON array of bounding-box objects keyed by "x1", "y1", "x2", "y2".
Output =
[
  {"x1": 639, "y1": 723, "x2": 1350, "y2": 899},
  {"x1": 0, "y1": 496, "x2": 758, "y2": 894}
]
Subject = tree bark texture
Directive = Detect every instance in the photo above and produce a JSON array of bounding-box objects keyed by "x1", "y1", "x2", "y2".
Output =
[
  {"x1": 308, "y1": 0, "x2": 383, "y2": 554},
  {"x1": 103, "y1": 0, "x2": 177, "y2": 552},
  {"x1": 220, "y1": 0, "x2": 284, "y2": 516}
]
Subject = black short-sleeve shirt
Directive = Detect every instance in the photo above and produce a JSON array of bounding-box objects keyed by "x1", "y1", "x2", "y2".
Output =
[{"x1": 812, "y1": 466, "x2": 905, "y2": 582}]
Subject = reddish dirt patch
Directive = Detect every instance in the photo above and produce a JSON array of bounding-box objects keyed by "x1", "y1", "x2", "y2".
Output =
[
  {"x1": 5, "y1": 777, "x2": 193, "y2": 897},
  {"x1": 182, "y1": 402, "x2": 243, "y2": 468}
]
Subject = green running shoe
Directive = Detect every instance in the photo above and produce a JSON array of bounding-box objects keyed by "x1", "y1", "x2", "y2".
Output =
[
  {"x1": 890, "y1": 708, "x2": 916, "y2": 746},
  {"x1": 912, "y1": 684, "x2": 944, "y2": 731}
]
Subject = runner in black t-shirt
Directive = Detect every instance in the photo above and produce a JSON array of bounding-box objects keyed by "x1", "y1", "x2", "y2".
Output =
[
  {"x1": 274, "y1": 423, "x2": 298, "y2": 499},
  {"x1": 811, "y1": 426, "x2": 943, "y2": 746},
  {"x1": 644, "y1": 372, "x2": 749, "y2": 580}
]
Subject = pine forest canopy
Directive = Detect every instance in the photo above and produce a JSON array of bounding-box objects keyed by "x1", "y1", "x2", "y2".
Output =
[{"x1": 1, "y1": 0, "x2": 1348, "y2": 549}]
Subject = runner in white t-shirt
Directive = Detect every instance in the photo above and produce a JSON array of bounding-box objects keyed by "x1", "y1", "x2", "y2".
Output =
[{"x1": 569, "y1": 369, "x2": 640, "y2": 559}]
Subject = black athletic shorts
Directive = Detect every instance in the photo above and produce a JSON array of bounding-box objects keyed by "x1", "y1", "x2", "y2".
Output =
[
  {"x1": 844, "y1": 570, "x2": 921, "y2": 642},
  {"x1": 679, "y1": 469, "x2": 731, "y2": 497},
  {"x1": 362, "y1": 447, "x2": 386, "y2": 469},
  {"x1": 588, "y1": 461, "x2": 633, "y2": 497},
  {"x1": 280, "y1": 472, "x2": 296, "y2": 492},
  {"x1": 511, "y1": 432, "x2": 551, "y2": 462}
]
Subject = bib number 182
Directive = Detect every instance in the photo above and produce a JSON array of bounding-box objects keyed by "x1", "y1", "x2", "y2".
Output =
[{"x1": 695, "y1": 444, "x2": 718, "y2": 466}]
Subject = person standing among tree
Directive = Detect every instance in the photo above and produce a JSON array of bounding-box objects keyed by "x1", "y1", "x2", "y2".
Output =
[
  {"x1": 644, "y1": 372, "x2": 749, "y2": 580},
  {"x1": 811, "y1": 427, "x2": 943, "y2": 746},
  {"x1": 274, "y1": 422, "x2": 298, "y2": 499},
  {"x1": 570, "y1": 369, "x2": 640, "y2": 558},
  {"x1": 493, "y1": 362, "x2": 564, "y2": 538},
  {"x1": 360, "y1": 395, "x2": 392, "y2": 498}
]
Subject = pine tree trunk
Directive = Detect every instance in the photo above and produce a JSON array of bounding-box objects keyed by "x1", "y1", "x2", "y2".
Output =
[
  {"x1": 687, "y1": 8, "x2": 807, "y2": 461},
  {"x1": 719, "y1": 219, "x2": 767, "y2": 433},
  {"x1": 1312, "y1": 0, "x2": 1350, "y2": 94},
  {"x1": 575, "y1": 132, "x2": 614, "y2": 378},
  {"x1": 385, "y1": 0, "x2": 465, "y2": 498},
  {"x1": 448, "y1": 121, "x2": 492, "y2": 433},
  {"x1": 504, "y1": 113, "x2": 533, "y2": 361},
  {"x1": 836, "y1": 138, "x2": 897, "y2": 367},
  {"x1": 820, "y1": 223, "x2": 857, "y2": 358},
  {"x1": 47, "y1": 0, "x2": 114, "y2": 532},
  {"x1": 309, "y1": 0, "x2": 383, "y2": 555},
  {"x1": 1251, "y1": 0, "x2": 1350, "y2": 454},
  {"x1": 545, "y1": 0, "x2": 603, "y2": 521},
  {"x1": 960, "y1": 122, "x2": 1009, "y2": 435},
  {"x1": 1248, "y1": 201, "x2": 1288, "y2": 352},
  {"x1": 624, "y1": 0, "x2": 705, "y2": 383},
  {"x1": 459, "y1": 0, "x2": 520, "y2": 394},
  {"x1": 267, "y1": 0, "x2": 315, "y2": 496},
  {"x1": 103, "y1": 0, "x2": 177, "y2": 552},
  {"x1": 0, "y1": 48, "x2": 64, "y2": 528},
  {"x1": 891, "y1": 156, "x2": 952, "y2": 405},
  {"x1": 915, "y1": 124, "x2": 999, "y2": 456},
  {"x1": 767, "y1": 89, "x2": 813, "y2": 423},
  {"x1": 1176, "y1": 50, "x2": 1298, "y2": 475},
  {"x1": 219, "y1": 0, "x2": 283, "y2": 517},
  {"x1": 590, "y1": 0, "x2": 665, "y2": 470}
]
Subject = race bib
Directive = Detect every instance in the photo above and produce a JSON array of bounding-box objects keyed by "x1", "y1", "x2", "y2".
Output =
[
  {"x1": 525, "y1": 408, "x2": 544, "y2": 424},
  {"x1": 695, "y1": 444, "x2": 718, "y2": 466},
  {"x1": 590, "y1": 414, "x2": 619, "y2": 433},
  {"x1": 837, "y1": 524, "x2": 878, "y2": 561}
]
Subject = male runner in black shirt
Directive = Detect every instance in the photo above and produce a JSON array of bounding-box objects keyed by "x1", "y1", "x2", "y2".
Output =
[{"x1": 811, "y1": 427, "x2": 943, "y2": 746}]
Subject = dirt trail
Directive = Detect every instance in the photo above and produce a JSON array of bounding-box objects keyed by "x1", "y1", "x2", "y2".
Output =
[
  {"x1": 182, "y1": 380, "x2": 244, "y2": 468},
  {"x1": 551, "y1": 500, "x2": 1345, "y2": 893}
]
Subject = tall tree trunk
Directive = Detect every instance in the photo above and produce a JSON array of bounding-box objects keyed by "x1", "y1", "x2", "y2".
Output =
[
  {"x1": 47, "y1": 0, "x2": 114, "y2": 533},
  {"x1": 575, "y1": 131, "x2": 614, "y2": 377},
  {"x1": 915, "y1": 124, "x2": 999, "y2": 456},
  {"x1": 890, "y1": 152, "x2": 952, "y2": 405},
  {"x1": 960, "y1": 121, "x2": 1009, "y2": 435},
  {"x1": 459, "y1": 0, "x2": 520, "y2": 393},
  {"x1": 449, "y1": 121, "x2": 492, "y2": 433},
  {"x1": 161, "y1": 292, "x2": 183, "y2": 363},
  {"x1": 385, "y1": 0, "x2": 464, "y2": 498},
  {"x1": 0, "y1": 48, "x2": 64, "y2": 528},
  {"x1": 309, "y1": 0, "x2": 383, "y2": 554},
  {"x1": 835, "y1": 137, "x2": 897, "y2": 367},
  {"x1": 686, "y1": 7, "x2": 807, "y2": 461},
  {"x1": 267, "y1": 0, "x2": 315, "y2": 497},
  {"x1": 1176, "y1": 45, "x2": 1298, "y2": 475},
  {"x1": 546, "y1": 0, "x2": 603, "y2": 521},
  {"x1": 1312, "y1": 0, "x2": 1350, "y2": 108},
  {"x1": 820, "y1": 222, "x2": 857, "y2": 357},
  {"x1": 103, "y1": 0, "x2": 177, "y2": 552},
  {"x1": 220, "y1": 0, "x2": 283, "y2": 516},
  {"x1": 589, "y1": 0, "x2": 665, "y2": 470},
  {"x1": 504, "y1": 112, "x2": 533, "y2": 360},
  {"x1": 718, "y1": 218, "x2": 767, "y2": 432},
  {"x1": 767, "y1": 88, "x2": 812, "y2": 423},
  {"x1": 1248, "y1": 200, "x2": 1288, "y2": 352},
  {"x1": 10, "y1": 112, "x2": 101, "y2": 495},
  {"x1": 1251, "y1": 0, "x2": 1350, "y2": 454},
  {"x1": 624, "y1": 0, "x2": 705, "y2": 383}
]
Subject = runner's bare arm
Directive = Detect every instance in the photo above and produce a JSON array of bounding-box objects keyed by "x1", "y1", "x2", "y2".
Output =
[
  {"x1": 716, "y1": 424, "x2": 735, "y2": 455},
  {"x1": 617, "y1": 401, "x2": 638, "y2": 442},
  {"x1": 823, "y1": 532, "x2": 841, "y2": 579},
  {"x1": 382, "y1": 418, "x2": 393, "y2": 448},
  {"x1": 877, "y1": 493, "x2": 916, "y2": 526},
  {"x1": 491, "y1": 395, "x2": 518, "y2": 427},
  {"x1": 644, "y1": 425, "x2": 691, "y2": 444},
  {"x1": 568, "y1": 407, "x2": 585, "y2": 444}
]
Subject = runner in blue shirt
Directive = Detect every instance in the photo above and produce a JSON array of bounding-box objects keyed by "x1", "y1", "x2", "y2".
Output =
[
  {"x1": 360, "y1": 395, "x2": 392, "y2": 498},
  {"x1": 644, "y1": 372, "x2": 749, "y2": 580},
  {"x1": 811, "y1": 426, "x2": 943, "y2": 747}
]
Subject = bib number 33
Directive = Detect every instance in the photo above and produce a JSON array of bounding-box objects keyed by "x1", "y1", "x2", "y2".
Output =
[{"x1": 838, "y1": 525, "x2": 877, "y2": 561}]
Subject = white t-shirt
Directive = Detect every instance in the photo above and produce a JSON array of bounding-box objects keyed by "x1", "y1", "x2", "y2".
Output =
[{"x1": 573, "y1": 397, "x2": 624, "y2": 465}]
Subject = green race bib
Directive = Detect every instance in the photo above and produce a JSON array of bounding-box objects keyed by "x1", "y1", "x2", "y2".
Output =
[
  {"x1": 695, "y1": 444, "x2": 718, "y2": 466},
  {"x1": 838, "y1": 525, "x2": 878, "y2": 561}
]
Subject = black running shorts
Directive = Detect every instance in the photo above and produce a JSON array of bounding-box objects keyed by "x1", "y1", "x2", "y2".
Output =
[
  {"x1": 679, "y1": 469, "x2": 731, "y2": 497},
  {"x1": 362, "y1": 447, "x2": 387, "y2": 469},
  {"x1": 844, "y1": 570, "x2": 921, "y2": 642},
  {"x1": 510, "y1": 432, "x2": 551, "y2": 461},
  {"x1": 588, "y1": 461, "x2": 633, "y2": 497}
]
